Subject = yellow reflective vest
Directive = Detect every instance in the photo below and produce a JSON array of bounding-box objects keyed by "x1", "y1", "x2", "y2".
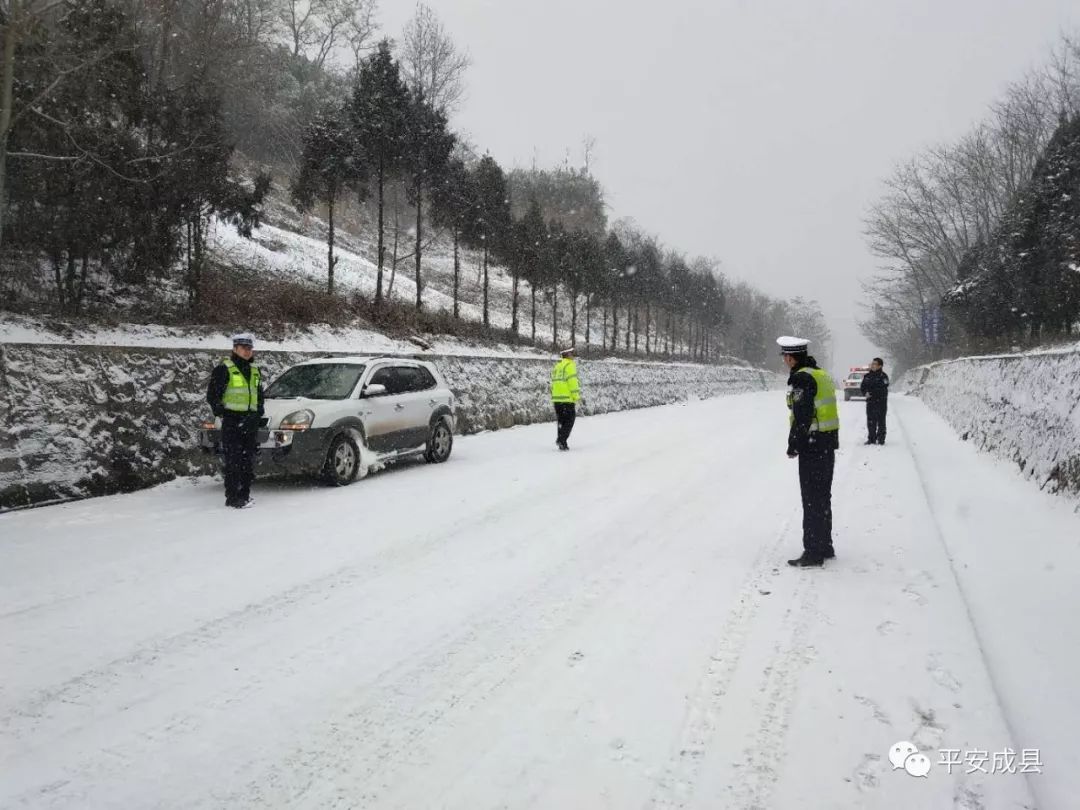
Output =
[
  {"x1": 551, "y1": 358, "x2": 581, "y2": 404},
  {"x1": 222, "y1": 359, "x2": 261, "y2": 413},
  {"x1": 787, "y1": 367, "x2": 839, "y2": 432}
]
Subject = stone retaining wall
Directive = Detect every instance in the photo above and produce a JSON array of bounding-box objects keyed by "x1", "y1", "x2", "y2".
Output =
[
  {"x1": 0, "y1": 344, "x2": 781, "y2": 509},
  {"x1": 901, "y1": 350, "x2": 1080, "y2": 497}
]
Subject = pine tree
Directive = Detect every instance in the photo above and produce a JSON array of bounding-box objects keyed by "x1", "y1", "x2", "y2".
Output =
[
  {"x1": 604, "y1": 232, "x2": 627, "y2": 351},
  {"x1": 464, "y1": 154, "x2": 511, "y2": 327},
  {"x1": 948, "y1": 112, "x2": 1080, "y2": 347},
  {"x1": 291, "y1": 105, "x2": 358, "y2": 294},
  {"x1": 403, "y1": 89, "x2": 454, "y2": 311},
  {"x1": 514, "y1": 197, "x2": 547, "y2": 339},
  {"x1": 543, "y1": 222, "x2": 570, "y2": 349},
  {"x1": 430, "y1": 155, "x2": 478, "y2": 319},
  {"x1": 346, "y1": 40, "x2": 411, "y2": 306}
]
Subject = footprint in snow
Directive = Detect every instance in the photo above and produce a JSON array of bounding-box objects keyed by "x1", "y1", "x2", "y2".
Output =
[
  {"x1": 927, "y1": 656, "x2": 962, "y2": 692},
  {"x1": 851, "y1": 753, "x2": 883, "y2": 792},
  {"x1": 902, "y1": 584, "x2": 928, "y2": 606},
  {"x1": 854, "y1": 695, "x2": 892, "y2": 726}
]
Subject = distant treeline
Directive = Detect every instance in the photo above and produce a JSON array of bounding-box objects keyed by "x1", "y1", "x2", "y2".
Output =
[
  {"x1": 863, "y1": 34, "x2": 1080, "y2": 370},
  {"x1": 0, "y1": 0, "x2": 829, "y2": 365}
]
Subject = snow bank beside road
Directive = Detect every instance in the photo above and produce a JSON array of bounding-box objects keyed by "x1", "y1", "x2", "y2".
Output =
[
  {"x1": 0, "y1": 313, "x2": 549, "y2": 358},
  {"x1": 902, "y1": 349, "x2": 1080, "y2": 499},
  {"x1": 0, "y1": 343, "x2": 782, "y2": 509}
]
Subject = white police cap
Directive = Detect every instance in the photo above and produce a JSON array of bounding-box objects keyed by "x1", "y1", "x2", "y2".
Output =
[
  {"x1": 776, "y1": 335, "x2": 809, "y2": 355},
  {"x1": 230, "y1": 332, "x2": 255, "y2": 347}
]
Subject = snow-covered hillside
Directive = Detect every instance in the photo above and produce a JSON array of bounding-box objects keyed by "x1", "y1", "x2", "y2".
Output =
[{"x1": 211, "y1": 201, "x2": 595, "y2": 348}]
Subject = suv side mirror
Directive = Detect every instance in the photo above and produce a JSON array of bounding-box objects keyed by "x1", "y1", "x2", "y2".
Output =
[{"x1": 363, "y1": 383, "x2": 388, "y2": 398}]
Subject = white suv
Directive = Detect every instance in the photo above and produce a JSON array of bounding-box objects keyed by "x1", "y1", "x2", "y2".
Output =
[{"x1": 199, "y1": 356, "x2": 456, "y2": 485}]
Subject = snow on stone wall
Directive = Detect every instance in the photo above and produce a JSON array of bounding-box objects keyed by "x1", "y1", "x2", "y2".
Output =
[
  {"x1": 901, "y1": 349, "x2": 1080, "y2": 497},
  {"x1": 0, "y1": 343, "x2": 782, "y2": 509}
]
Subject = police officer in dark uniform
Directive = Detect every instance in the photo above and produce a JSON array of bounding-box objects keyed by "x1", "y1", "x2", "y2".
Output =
[
  {"x1": 778, "y1": 336, "x2": 840, "y2": 567},
  {"x1": 206, "y1": 333, "x2": 265, "y2": 508},
  {"x1": 860, "y1": 357, "x2": 889, "y2": 445}
]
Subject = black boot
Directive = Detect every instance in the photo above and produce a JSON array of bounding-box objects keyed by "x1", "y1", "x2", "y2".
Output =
[{"x1": 787, "y1": 554, "x2": 824, "y2": 567}]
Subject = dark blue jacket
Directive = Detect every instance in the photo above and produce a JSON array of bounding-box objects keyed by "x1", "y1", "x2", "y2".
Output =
[{"x1": 860, "y1": 369, "x2": 889, "y2": 402}]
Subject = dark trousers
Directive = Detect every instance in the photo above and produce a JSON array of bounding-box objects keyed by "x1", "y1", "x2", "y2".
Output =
[
  {"x1": 221, "y1": 417, "x2": 259, "y2": 505},
  {"x1": 866, "y1": 398, "x2": 888, "y2": 443},
  {"x1": 554, "y1": 402, "x2": 577, "y2": 445},
  {"x1": 798, "y1": 448, "x2": 835, "y2": 558}
]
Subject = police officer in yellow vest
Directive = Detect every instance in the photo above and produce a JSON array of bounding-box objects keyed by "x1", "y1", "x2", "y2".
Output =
[
  {"x1": 206, "y1": 333, "x2": 265, "y2": 508},
  {"x1": 551, "y1": 347, "x2": 581, "y2": 451},
  {"x1": 778, "y1": 336, "x2": 839, "y2": 567}
]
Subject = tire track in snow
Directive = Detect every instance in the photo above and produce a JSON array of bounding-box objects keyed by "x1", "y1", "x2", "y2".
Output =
[
  {"x1": 0, "y1": 418, "x2": 680, "y2": 743},
  {"x1": 725, "y1": 579, "x2": 818, "y2": 810},
  {"x1": 4, "y1": 484, "x2": 700, "y2": 805},
  {"x1": 647, "y1": 441, "x2": 860, "y2": 810},
  {"x1": 644, "y1": 514, "x2": 796, "y2": 810},
  {"x1": 235, "y1": 466, "x2": 726, "y2": 808},
  {"x1": 724, "y1": 441, "x2": 865, "y2": 810},
  {"x1": 2, "y1": 396, "x2": 788, "y2": 808},
  {"x1": 894, "y1": 403, "x2": 1041, "y2": 808}
]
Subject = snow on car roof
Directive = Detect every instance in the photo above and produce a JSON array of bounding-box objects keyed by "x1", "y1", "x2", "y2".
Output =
[
  {"x1": 293, "y1": 355, "x2": 378, "y2": 366},
  {"x1": 292, "y1": 355, "x2": 429, "y2": 367}
]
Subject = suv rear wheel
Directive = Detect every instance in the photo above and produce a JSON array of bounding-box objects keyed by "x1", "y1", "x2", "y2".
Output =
[
  {"x1": 323, "y1": 434, "x2": 360, "y2": 485},
  {"x1": 425, "y1": 419, "x2": 453, "y2": 463}
]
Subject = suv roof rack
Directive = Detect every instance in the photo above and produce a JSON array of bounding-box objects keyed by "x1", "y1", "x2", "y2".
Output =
[{"x1": 369, "y1": 353, "x2": 429, "y2": 363}]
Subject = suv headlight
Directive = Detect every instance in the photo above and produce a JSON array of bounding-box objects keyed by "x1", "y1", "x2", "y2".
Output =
[{"x1": 280, "y1": 409, "x2": 315, "y2": 431}]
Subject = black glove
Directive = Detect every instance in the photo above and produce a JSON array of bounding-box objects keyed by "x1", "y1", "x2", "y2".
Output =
[{"x1": 259, "y1": 417, "x2": 269, "y2": 428}]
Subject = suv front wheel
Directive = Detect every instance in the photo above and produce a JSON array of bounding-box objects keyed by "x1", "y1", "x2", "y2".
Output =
[
  {"x1": 323, "y1": 433, "x2": 360, "y2": 485},
  {"x1": 425, "y1": 419, "x2": 453, "y2": 463}
]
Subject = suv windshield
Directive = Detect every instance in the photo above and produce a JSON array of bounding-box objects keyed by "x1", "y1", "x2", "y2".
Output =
[
  {"x1": 847, "y1": 373, "x2": 864, "y2": 381},
  {"x1": 266, "y1": 364, "x2": 366, "y2": 400}
]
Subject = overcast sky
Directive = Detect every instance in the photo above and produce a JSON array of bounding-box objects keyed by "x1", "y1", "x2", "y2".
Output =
[{"x1": 382, "y1": 0, "x2": 1078, "y2": 366}]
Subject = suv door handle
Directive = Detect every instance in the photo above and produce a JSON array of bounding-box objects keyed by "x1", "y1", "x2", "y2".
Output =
[{"x1": 394, "y1": 403, "x2": 406, "y2": 411}]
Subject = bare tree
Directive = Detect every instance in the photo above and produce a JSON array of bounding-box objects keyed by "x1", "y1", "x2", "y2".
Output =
[
  {"x1": 229, "y1": 0, "x2": 279, "y2": 42},
  {"x1": 400, "y1": 2, "x2": 469, "y2": 114},
  {"x1": 860, "y1": 35, "x2": 1080, "y2": 367},
  {"x1": 277, "y1": 0, "x2": 375, "y2": 71},
  {"x1": 582, "y1": 134, "x2": 597, "y2": 174},
  {"x1": 343, "y1": 0, "x2": 377, "y2": 74}
]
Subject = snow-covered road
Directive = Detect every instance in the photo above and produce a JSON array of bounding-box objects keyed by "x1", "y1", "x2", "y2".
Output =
[{"x1": 2, "y1": 394, "x2": 1077, "y2": 809}]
